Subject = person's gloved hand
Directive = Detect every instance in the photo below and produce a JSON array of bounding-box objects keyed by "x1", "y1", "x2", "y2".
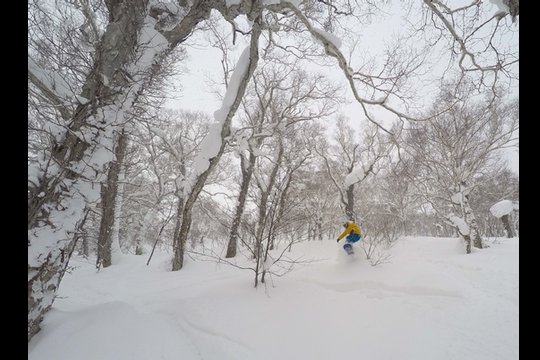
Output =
[{"x1": 336, "y1": 238, "x2": 340, "y2": 243}]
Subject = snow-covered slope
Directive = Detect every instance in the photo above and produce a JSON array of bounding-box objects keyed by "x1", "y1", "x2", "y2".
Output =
[{"x1": 28, "y1": 236, "x2": 519, "y2": 360}]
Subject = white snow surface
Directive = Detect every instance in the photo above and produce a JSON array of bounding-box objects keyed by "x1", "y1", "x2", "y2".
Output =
[
  {"x1": 344, "y1": 168, "x2": 365, "y2": 187},
  {"x1": 29, "y1": 236, "x2": 519, "y2": 360},
  {"x1": 451, "y1": 192, "x2": 463, "y2": 204},
  {"x1": 28, "y1": 57, "x2": 76, "y2": 102},
  {"x1": 312, "y1": 27, "x2": 342, "y2": 49},
  {"x1": 489, "y1": 199, "x2": 514, "y2": 218},
  {"x1": 489, "y1": 0, "x2": 510, "y2": 13},
  {"x1": 448, "y1": 215, "x2": 470, "y2": 236}
]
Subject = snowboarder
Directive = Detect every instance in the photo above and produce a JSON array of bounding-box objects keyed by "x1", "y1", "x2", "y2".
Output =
[{"x1": 336, "y1": 220, "x2": 362, "y2": 255}]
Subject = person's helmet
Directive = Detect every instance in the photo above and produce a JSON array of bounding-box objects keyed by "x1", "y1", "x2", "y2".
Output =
[{"x1": 343, "y1": 222, "x2": 349, "y2": 228}]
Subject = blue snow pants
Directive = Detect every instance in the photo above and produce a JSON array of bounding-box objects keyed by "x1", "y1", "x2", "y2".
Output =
[
  {"x1": 346, "y1": 233, "x2": 361, "y2": 244},
  {"x1": 343, "y1": 233, "x2": 360, "y2": 252}
]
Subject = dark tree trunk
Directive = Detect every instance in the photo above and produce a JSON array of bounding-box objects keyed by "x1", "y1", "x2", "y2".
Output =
[
  {"x1": 172, "y1": 196, "x2": 186, "y2": 251},
  {"x1": 464, "y1": 234, "x2": 472, "y2": 254},
  {"x1": 97, "y1": 130, "x2": 127, "y2": 268},
  {"x1": 345, "y1": 184, "x2": 355, "y2": 221},
  {"x1": 501, "y1": 214, "x2": 515, "y2": 238}
]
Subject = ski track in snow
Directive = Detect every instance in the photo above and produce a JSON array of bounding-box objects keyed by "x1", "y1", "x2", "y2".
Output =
[
  {"x1": 300, "y1": 278, "x2": 464, "y2": 298},
  {"x1": 183, "y1": 316, "x2": 250, "y2": 348}
]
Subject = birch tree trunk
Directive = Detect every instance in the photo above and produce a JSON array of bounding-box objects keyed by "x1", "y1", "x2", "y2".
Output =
[
  {"x1": 254, "y1": 141, "x2": 283, "y2": 287},
  {"x1": 226, "y1": 152, "x2": 256, "y2": 258},
  {"x1": 172, "y1": 17, "x2": 263, "y2": 271},
  {"x1": 465, "y1": 201, "x2": 484, "y2": 249},
  {"x1": 461, "y1": 184, "x2": 485, "y2": 249},
  {"x1": 447, "y1": 215, "x2": 472, "y2": 254}
]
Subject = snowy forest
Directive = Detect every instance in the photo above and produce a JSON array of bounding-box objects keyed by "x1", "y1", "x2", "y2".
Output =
[{"x1": 28, "y1": 0, "x2": 519, "y2": 349}]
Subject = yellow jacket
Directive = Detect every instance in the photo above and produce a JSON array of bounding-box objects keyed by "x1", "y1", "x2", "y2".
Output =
[{"x1": 337, "y1": 222, "x2": 361, "y2": 241}]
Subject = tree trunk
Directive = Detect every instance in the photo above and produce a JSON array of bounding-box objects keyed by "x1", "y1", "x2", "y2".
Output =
[
  {"x1": 253, "y1": 143, "x2": 283, "y2": 286},
  {"x1": 253, "y1": 183, "x2": 270, "y2": 285},
  {"x1": 346, "y1": 184, "x2": 355, "y2": 221},
  {"x1": 172, "y1": 158, "x2": 186, "y2": 252},
  {"x1": 81, "y1": 235, "x2": 89, "y2": 258},
  {"x1": 97, "y1": 130, "x2": 127, "y2": 268},
  {"x1": 463, "y1": 192, "x2": 484, "y2": 249},
  {"x1": 317, "y1": 216, "x2": 323, "y2": 241},
  {"x1": 27, "y1": 230, "x2": 79, "y2": 342},
  {"x1": 269, "y1": 172, "x2": 294, "y2": 250},
  {"x1": 261, "y1": 212, "x2": 276, "y2": 284},
  {"x1": 501, "y1": 214, "x2": 515, "y2": 238},
  {"x1": 172, "y1": 18, "x2": 262, "y2": 271},
  {"x1": 78, "y1": 209, "x2": 90, "y2": 258},
  {"x1": 172, "y1": 196, "x2": 186, "y2": 251},
  {"x1": 463, "y1": 234, "x2": 472, "y2": 254},
  {"x1": 447, "y1": 214, "x2": 472, "y2": 254},
  {"x1": 226, "y1": 153, "x2": 255, "y2": 258},
  {"x1": 268, "y1": 200, "x2": 278, "y2": 252}
]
